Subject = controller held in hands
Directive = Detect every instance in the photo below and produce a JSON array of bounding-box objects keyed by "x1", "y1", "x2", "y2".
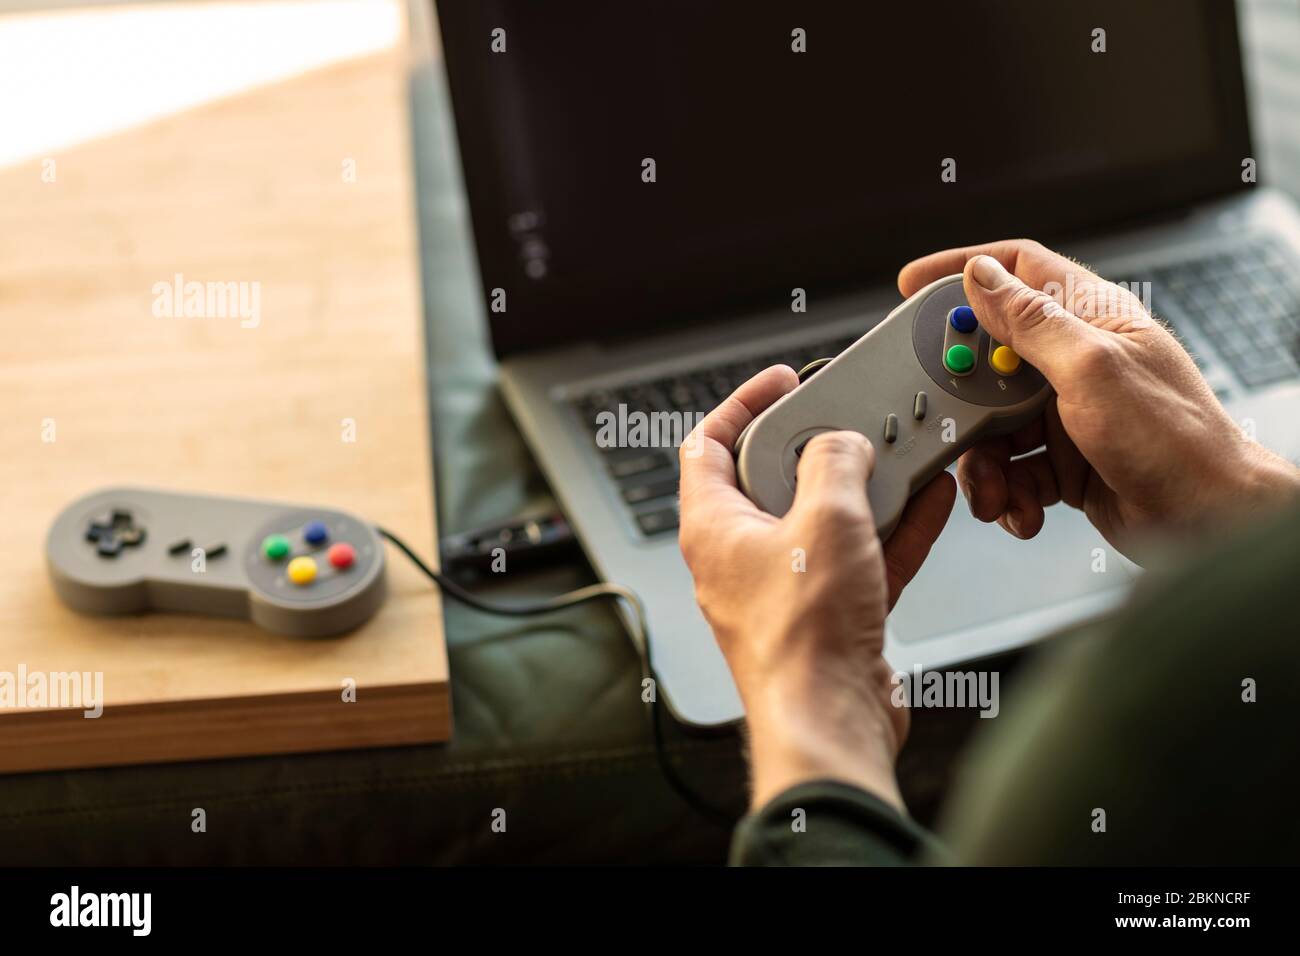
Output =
[{"x1": 735, "y1": 274, "x2": 1052, "y2": 539}]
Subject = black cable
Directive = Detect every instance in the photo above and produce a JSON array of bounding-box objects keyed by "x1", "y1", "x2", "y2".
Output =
[{"x1": 376, "y1": 527, "x2": 736, "y2": 827}]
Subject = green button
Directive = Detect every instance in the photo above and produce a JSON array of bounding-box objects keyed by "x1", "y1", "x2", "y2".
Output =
[
  {"x1": 262, "y1": 534, "x2": 291, "y2": 561},
  {"x1": 944, "y1": 344, "x2": 975, "y2": 374}
]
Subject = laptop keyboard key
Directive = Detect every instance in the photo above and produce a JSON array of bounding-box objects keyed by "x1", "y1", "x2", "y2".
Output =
[
  {"x1": 606, "y1": 449, "x2": 672, "y2": 479},
  {"x1": 621, "y1": 472, "x2": 680, "y2": 505},
  {"x1": 635, "y1": 503, "x2": 680, "y2": 536}
]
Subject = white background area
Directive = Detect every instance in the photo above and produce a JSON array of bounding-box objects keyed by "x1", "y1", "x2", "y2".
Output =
[{"x1": 0, "y1": 0, "x2": 401, "y2": 169}]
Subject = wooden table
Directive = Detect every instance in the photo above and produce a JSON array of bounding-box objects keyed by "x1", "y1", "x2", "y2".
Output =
[{"x1": 0, "y1": 28, "x2": 450, "y2": 772}]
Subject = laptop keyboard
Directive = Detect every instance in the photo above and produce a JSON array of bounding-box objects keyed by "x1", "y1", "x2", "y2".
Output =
[
  {"x1": 571, "y1": 332, "x2": 860, "y2": 537},
  {"x1": 1151, "y1": 239, "x2": 1300, "y2": 389}
]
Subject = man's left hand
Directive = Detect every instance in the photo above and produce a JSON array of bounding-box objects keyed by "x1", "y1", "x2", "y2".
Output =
[{"x1": 678, "y1": 365, "x2": 956, "y2": 811}]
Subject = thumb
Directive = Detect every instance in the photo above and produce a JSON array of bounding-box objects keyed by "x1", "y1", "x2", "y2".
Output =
[
  {"x1": 963, "y1": 254, "x2": 1104, "y2": 385},
  {"x1": 790, "y1": 431, "x2": 877, "y2": 524}
]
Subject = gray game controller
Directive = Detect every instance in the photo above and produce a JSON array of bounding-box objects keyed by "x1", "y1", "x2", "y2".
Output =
[
  {"x1": 735, "y1": 273, "x2": 1052, "y2": 539},
  {"x1": 47, "y1": 487, "x2": 387, "y2": 637}
]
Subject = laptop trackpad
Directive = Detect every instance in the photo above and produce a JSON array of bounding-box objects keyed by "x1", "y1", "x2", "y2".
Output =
[{"x1": 887, "y1": 500, "x2": 1137, "y2": 662}]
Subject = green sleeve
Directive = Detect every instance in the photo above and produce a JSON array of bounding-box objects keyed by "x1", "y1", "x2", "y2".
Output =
[
  {"x1": 729, "y1": 779, "x2": 946, "y2": 866},
  {"x1": 940, "y1": 501, "x2": 1300, "y2": 865}
]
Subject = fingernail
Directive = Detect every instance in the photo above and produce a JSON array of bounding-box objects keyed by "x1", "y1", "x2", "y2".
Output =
[
  {"x1": 971, "y1": 255, "x2": 1012, "y2": 291},
  {"x1": 1005, "y1": 509, "x2": 1024, "y2": 538}
]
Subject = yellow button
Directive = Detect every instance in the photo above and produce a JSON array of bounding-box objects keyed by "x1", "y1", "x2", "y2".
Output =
[
  {"x1": 287, "y1": 556, "x2": 317, "y2": 585},
  {"x1": 991, "y1": 345, "x2": 1021, "y2": 376}
]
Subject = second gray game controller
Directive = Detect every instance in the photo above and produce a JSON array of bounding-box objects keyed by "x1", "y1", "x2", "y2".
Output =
[
  {"x1": 47, "y1": 487, "x2": 386, "y2": 637},
  {"x1": 735, "y1": 273, "x2": 1052, "y2": 539}
]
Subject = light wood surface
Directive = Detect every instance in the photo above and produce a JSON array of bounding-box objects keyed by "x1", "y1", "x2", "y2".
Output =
[{"x1": 0, "y1": 33, "x2": 450, "y2": 772}]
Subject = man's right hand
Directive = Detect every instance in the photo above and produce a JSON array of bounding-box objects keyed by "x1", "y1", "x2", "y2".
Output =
[{"x1": 899, "y1": 240, "x2": 1299, "y2": 558}]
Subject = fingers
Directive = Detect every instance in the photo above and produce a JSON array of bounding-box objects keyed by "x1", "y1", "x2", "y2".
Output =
[
  {"x1": 881, "y1": 471, "x2": 956, "y2": 609},
  {"x1": 678, "y1": 365, "x2": 799, "y2": 526},
  {"x1": 956, "y1": 400, "x2": 1091, "y2": 540},
  {"x1": 961, "y1": 254, "x2": 1107, "y2": 387},
  {"x1": 957, "y1": 441, "x2": 1062, "y2": 539},
  {"x1": 997, "y1": 453, "x2": 1059, "y2": 539},
  {"x1": 1040, "y1": 399, "x2": 1089, "y2": 510},
  {"x1": 789, "y1": 431, "x2": 876, "y2": 524},
  {"x1": 684, "y1": 364, "x2": 800, "y2": 461},
  {"x1": 898, "y1": 239, "x2": 1118, "y2": 391},
  {"x1": 957, "y1": 438, "x2": 1011, "y2": 522},
  {"x1": 789, "y1": 437, "x2": 958, "y2": 610},
  {"x1": 897, "y1": 238, "x2": 1096, "y2": 300}
]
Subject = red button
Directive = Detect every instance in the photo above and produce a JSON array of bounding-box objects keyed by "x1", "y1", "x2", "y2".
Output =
[{"x1": 328, "y1": 543, "x2": 355, "y2": 570}]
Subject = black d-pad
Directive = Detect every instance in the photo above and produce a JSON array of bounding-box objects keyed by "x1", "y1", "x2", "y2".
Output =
[{"x1": 85, "y1": 509, "x2": 147, "y2": 558}]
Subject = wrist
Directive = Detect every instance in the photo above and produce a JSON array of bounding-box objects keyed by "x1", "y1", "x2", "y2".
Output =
[
  {"x1": 1238, "y1": 444, "x2": 1300, "y2": 502},
  {"x1": 741, "y1": 656, "x2": 905, "y2": 813},
  {"x1": 1209, "y1": 441, "x2": 1300, "y2": 524}
]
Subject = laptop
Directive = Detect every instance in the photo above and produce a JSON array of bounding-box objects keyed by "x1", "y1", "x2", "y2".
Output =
[{"x1": 427, "y1": 0, "x2": 1300, "y2": 726}]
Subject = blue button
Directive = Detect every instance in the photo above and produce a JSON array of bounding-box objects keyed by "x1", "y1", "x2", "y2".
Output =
[
  {"x1": 303, "y1": 521, "x2": 329, "y2": 546},
  {"x1": 949, "y1": 306, "x2": 978, "y2": 334}
]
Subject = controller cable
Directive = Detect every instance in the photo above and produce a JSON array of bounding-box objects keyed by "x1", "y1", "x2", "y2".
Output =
[{"x1": 376, "y1": 527, "x2": 737, "y2": 827}]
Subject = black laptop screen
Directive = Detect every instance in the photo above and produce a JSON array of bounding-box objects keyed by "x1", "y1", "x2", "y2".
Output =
[{"x1": 436, "y1": 0, "x2": 1251, "y2": 356}]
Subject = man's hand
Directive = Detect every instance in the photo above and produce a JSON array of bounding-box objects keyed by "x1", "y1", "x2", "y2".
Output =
[
  {"x1": 678, "y1": 366, "x2": 955, "y2": 811},
  {"x1": 899, "y1": 240, "x2": 1300, "y2": 557}
]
